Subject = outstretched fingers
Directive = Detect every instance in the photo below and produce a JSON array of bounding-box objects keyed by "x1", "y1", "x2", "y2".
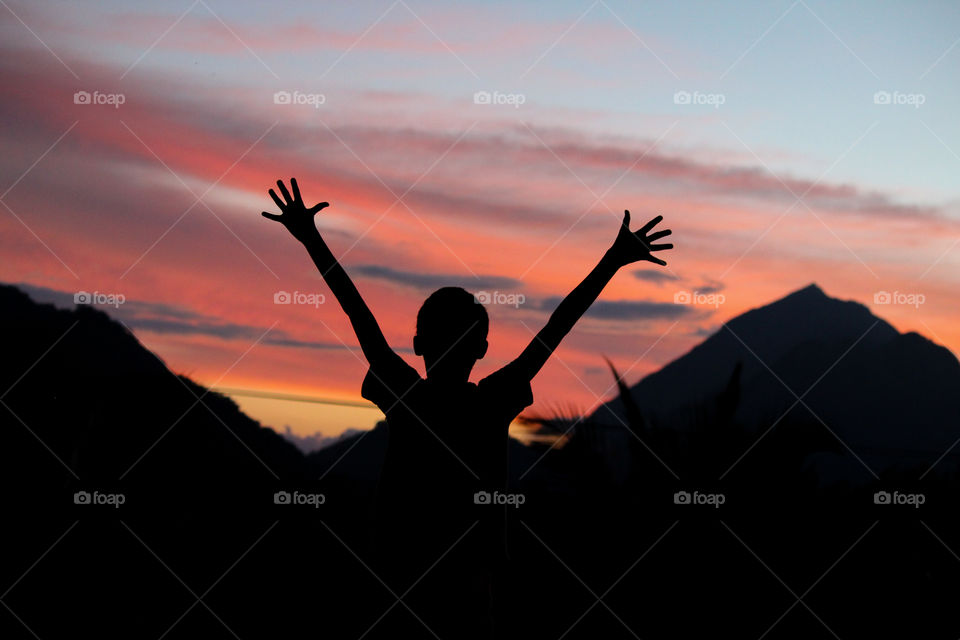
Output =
[
  {"x1": 307, "y1": 202, "x2": 330, "y2": 214},
  {"x1": 290, "y1": 177, "x2": 302, "y2": 202},
  {"x1": 638, "y1": 214, "x2": 663, "y2": 235},
  {"x1": 268, "y1": 188, "x2": 285, "y2": 211},
  {"x1": 647, "y1": 229, "x2": 672, "y2": 242},
  {"x1": 276, "y1": 179, "x2": 293, "y2": 204}
]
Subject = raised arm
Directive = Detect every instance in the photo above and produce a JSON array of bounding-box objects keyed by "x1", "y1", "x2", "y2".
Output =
[
  {"x1": 262, "y1": 178, "x2": 397, "y2": 368},
  {"x1": 511, "y1": 211, "x2": 673, "y2": 381}
]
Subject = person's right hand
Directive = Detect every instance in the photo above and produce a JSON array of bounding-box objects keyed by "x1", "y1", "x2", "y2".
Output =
[{"x1": 262, "y1": 178, "x2": 329, "y2": 243}]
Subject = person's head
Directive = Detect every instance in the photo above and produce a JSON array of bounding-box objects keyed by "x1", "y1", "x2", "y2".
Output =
[{"x1": 414, "y1": 287, "x2": 488, "y2": 381}]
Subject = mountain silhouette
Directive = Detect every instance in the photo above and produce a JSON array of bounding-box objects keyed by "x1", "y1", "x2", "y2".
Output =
[
  {"x1": 592, "y1": 283, "x2": 960, "y2": 477},
  {"x1": 0, "y1": 282, "x2": 308, "y2": 501},
  {"x1": 0, "y1": 282, "x2": 403, "y2": 638}
]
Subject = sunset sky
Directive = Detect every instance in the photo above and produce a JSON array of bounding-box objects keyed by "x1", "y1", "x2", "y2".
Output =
[{"x1": 2, "y1": 0, "x2": 958, "y2": 441}]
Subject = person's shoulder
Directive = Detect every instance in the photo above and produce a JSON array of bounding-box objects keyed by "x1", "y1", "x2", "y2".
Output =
[
  {"x1": 477, "y1": 361, "x2": 533, "y2": 412},
  {"x1": 361, "y1": 353, "x2": 422, "y2": 409},
  {"x1": 478, "y1": 360, "x2": 527, "y2": 387}
]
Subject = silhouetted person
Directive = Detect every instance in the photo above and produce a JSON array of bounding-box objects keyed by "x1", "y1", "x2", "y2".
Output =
[{"x1": 263, "y1": 178, "x2": 673, "y2": 638}]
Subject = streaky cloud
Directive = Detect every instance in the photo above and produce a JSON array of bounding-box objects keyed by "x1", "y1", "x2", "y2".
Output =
[{"x1": 353, "y1": 264, "x2": 523, "y2": 293}]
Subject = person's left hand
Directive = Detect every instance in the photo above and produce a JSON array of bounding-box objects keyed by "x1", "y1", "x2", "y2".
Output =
[{"x1": 606, "y1": 211, "x2": 673, "y2": 267}]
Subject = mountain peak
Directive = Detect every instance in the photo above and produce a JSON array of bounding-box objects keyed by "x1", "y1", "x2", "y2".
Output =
[
  {"x1": 593, "y1": 282, "x2": 904, "y2": 428},
  {"x1": 768, "y1": 283, "x2": 830, "y2": 309},
  {"x1": 789, "y1": 283, "x2": 826, "y2": 298},
  {"x1": 726, "y1": 282, "x2": 898, "y2": 357}
]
